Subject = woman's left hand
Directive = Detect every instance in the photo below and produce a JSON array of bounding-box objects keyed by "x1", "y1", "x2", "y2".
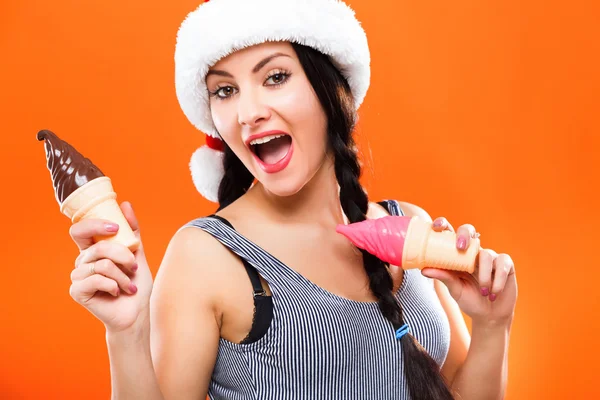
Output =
[{"x1": 421, "y1": 217, "x2": 518, "y2": 326}]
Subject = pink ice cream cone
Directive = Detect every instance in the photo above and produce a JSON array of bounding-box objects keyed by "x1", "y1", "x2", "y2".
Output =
[{"x1": 336, "y1": 216, "x2": 479, "y2": 273}]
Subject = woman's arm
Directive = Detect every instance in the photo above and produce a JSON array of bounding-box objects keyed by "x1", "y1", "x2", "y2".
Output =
[
  {"x1": 106, "y1": 227, "x2": 223, "y2": 399},
  {"x1": 400, "y1": 201, "x2": 514, "y2": 400},
  {"x1": 435, "y1": 280, "x2": 510, "y2": 400},
  {"x1": 450, "y1": 319, "x2": 511, "y2": 400},
  {"x1": 150, "y1": 227, "x2": 222, "y2": 398},
  {"x1": 434, "y1": 279, "x2": 511, "y2": 399},
  {"x1": 106, "y1": 315, "x2": 164, "y2": 400}
]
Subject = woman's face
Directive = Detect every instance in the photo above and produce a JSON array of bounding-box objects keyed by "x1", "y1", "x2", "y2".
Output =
[{"x1": 206, "y1": 41, "x2": 328, "y2": 198}]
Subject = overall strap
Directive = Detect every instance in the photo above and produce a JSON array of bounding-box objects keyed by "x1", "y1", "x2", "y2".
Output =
[
  {"x1": 206, "y1": 215, "x2": 267, "y2": 298},
  {"x1": 377, "y1": 199, "x2": 405, "y2": 217},
  {"x1": 201, "y1": 215, "x2": 273, "y2": 344}
]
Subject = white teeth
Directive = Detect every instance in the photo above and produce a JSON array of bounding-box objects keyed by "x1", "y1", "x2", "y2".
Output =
[{"x1": 249, "y1": 134, "x2": 286, "y2": 146}]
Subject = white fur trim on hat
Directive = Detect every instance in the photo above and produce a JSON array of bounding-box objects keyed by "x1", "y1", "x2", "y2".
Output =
[
  {"x1": 175, "y1": 0, "x2": 371, "y2": 138},
  {"x1": 189, "y1": 145, "x2": 224, "y2": 203}
]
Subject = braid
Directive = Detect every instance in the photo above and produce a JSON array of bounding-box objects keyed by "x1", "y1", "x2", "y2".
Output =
[
  {"x1": 332, "y1": 133, "x2": 454, "y2": 400},
  {"x1": 217, "y1": 142, "x2": 254, "y2": 211},
  {"x1": 332, "y1": 133, "x2": 403, "y2": 327}
]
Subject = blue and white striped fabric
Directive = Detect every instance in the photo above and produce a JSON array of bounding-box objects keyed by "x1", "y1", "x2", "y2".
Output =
[{"x1": 183, "y1": 200, "x2": 450, "y2": 399}]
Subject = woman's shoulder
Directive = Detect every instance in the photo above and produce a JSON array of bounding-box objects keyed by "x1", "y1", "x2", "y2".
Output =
[
  {"x1": 154, "y1": 220, "x2": 240, "y2": 299},
  {"x1": 170, "y1": 221, "x2": 231, "y2": 261}
]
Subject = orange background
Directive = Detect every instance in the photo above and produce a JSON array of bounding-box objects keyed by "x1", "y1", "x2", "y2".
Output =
[{"x1": 1, "y1": 0, "x2": 598, "y2": 398}]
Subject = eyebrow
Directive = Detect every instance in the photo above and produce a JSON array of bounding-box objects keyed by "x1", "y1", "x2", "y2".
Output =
[{"x1": 206, "y1": 52, "x2": 291, "y2": 79}]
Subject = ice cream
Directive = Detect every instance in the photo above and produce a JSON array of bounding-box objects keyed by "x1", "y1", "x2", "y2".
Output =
[
  {"x1": 37, "y1": 130, "x2": 105, "y2": 203},
  {"x1": 336, "y1": 216, "x2": 479, "y2": 273},
  {"x1": 37, "y1": 130, "x2": 140, "y2": 251}
]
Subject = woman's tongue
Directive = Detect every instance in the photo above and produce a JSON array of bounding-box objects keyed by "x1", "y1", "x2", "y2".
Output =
[{"x1": 255, "y1": 136, "x2": 291, "y2": 165}]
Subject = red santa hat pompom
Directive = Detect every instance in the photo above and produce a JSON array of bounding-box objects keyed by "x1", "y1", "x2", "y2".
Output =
[{"x1": 189, "y1": 134, "x2": 225, "y2": 203}]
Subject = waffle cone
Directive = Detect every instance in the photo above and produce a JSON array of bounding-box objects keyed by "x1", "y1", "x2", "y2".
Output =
[
  {"x1": 402, "y1": 217, "x2": 478, "y2": 273},
  {"x1": 60, "y1": 177, "x2": 140, "y2": 251}
]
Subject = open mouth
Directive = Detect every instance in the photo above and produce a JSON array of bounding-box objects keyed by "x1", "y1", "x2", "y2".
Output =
[{"x1": 250, "y1": 134, "x2": 292, "y2": 165}]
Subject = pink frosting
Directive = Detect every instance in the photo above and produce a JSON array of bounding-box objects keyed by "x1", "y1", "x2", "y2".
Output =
[{"x1": 336, "y1": 216, "x2": 413, "y2": 266}]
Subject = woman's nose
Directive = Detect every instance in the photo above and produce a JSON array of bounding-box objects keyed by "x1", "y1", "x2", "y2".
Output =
[{"x1": 237, "y1": 90, "x2": 271, "y2": 127}]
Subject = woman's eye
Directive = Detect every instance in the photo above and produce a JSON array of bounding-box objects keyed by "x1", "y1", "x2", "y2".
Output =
[
  {"x1": 271, "y1": 74, "x2": 284, "y2": 83},
  {"x1": 217, "y1": 87, "x2": 236, "y2": 98},
  {"x1": 266, "y1": 73, "x2": 288, "y2": 85}
]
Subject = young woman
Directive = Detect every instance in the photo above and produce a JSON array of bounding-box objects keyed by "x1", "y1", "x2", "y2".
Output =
[{"x1": 67, "y1": 1, "x2": 517, "y2": 399}]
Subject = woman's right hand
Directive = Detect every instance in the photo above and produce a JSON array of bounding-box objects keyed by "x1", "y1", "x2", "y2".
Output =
[{"x1": 69, "y1": 201, "x2": 154, "y2": 334}]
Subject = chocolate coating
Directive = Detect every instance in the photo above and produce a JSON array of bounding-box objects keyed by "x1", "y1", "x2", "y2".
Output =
[{"x1": 37, "y1": 129, "x2": 104, "y2": 203}]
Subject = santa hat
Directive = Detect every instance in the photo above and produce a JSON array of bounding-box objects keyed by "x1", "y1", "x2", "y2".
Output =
[{"x1": 175, "y1": 0, "x2": 371, "y2": 202}]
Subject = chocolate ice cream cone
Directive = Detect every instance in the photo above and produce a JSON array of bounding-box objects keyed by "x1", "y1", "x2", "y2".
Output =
[{"x1": 38, "y1": 129, "x2": 140, "y2": 252}]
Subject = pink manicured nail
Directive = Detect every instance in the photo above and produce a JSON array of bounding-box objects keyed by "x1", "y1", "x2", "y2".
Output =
[
  {"x1": 489, "y1": 293, "x2": 497, "y2": 302},
  {"x1": 129, "y1": 283, "x2": 138, "y2": 294},
  {"x1": 481, "y1": 287, "x2": 489, "y2": 296},
  {"x1": 457, "y1": 236, "x2": 467, "y2": 250},
  {"x1": 132, "y1": 263, "x2": 138, "y2": 272},
  {"x1": 105, "y1": 223, "x2": 119, "y2": 232},
  {"x1": 433, "y1": 220, "x2": 443, "y2": 228}
]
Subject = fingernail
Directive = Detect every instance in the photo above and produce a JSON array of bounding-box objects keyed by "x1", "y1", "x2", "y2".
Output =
[
  {"x1": 132, "y1": 263, "x2": 138, "y2": 272},
  {"x1": 481, "y1": 287, "x2": 489, "y2": 296},
  {"x1": 114, "y1": 288, "x2": 120, "y2": 296},
  {"x1": 433, "y1": 220, "x2": 443, "y2": 228},
  {"x1": 489, "y1": 293, "x2": 497, "y2": 302},
  {"x1": 129, "y1": 283, "x2": 138, "y2": 294},
  {"x1": 457, "y1": 236, "x2": 467, "y2": 250},
  {"x1": 105, "y1": 223, "x2": 119, "y2": 232}
]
